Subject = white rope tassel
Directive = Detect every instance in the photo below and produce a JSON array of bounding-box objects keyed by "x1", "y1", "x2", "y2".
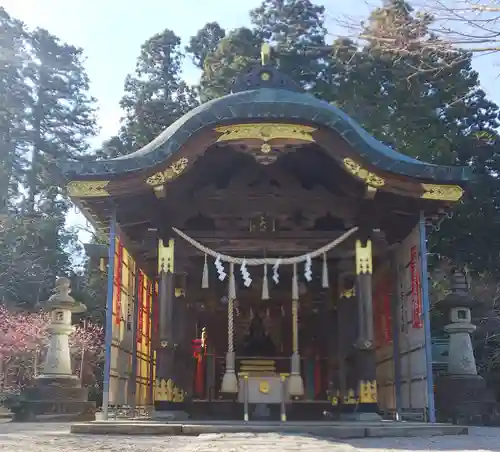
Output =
[
  {"x1": 289, "y1": 262, "x2": 304, "y2": 397},
  {"x1": 201, "y1": 253, "x2": 209, "y2": 289},
  {"x1": 228, "y1": 262, "x2": 236, "y2": 301},
  {"x1": 221, "y1": 262, "x2": 238, "y2": 393},
  {"x1": 292, "y1": 263, "x2": 299, "y2": 301},
  {"x1": 322, "y1": 252, "x2": 329, "y2": 289},
  {"x1": 261, "y1": 264, "x2": 270, "y2": 300}
]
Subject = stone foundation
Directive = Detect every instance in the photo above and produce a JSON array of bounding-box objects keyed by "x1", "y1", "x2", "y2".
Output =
[
  {"x1": 435, "y1": 374, "x2": 490, "y2": 424},
  {"x1": 13, "y1": 378, "x2": 95, "y2": 422}
]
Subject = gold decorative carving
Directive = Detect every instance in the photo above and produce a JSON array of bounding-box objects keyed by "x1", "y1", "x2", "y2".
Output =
[
  {"x1": 259, "y1": 380, "x2": 270, "y2": 394},
  {"x1": 215, "y1": 123, "x2": 316, "y2": 143},
  {"x1": 343, "y1": 158, "x2": 385, "y2": 188},
  {"x1": 421, "y1": 183, "x2": 464, "y2": 202},
  {"x1": 261, "y1": 143, "x2": 272, "y2": 153},
  {"x1": 249, "y1": 214, "x2": 276, "y2": 232},
  {"x1": 344, "y1": 389, "x2": 359, "y2": 405},
  {"x1": 330, "y1": 389, "x2": 340, "y2": 406},
  {"x1": 153, "y1": 185, "x2": 166, "y2": 199},
  {"x1": 158, "y1": 238, "x2": 174, "y2": 273},
  {"x1": 66, "y1": 180, "x2": 110, "y2": 197},
  {"x1": 146, "y1": 157, "x2": 189, "y2": 187},
  {"x1": 155, "y1": 378, "x2": 185, "y2": 403},
  {"x1": 359, "y1": 380, "x2": 378, "y2": 404},
  {"x1": 261, "y1": 43, "x2": 272, "y2": 65},
  {"x1": 340, "y1": 287, "x2": 356, "y2": 299},
  {"x1": 356, "y1": 239, "x2": 373, "y2": 275}
]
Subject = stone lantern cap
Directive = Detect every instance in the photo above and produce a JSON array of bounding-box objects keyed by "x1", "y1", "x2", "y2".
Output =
[
  {"x1": 437, "y1": 269, "x2": 478, "y2": 310},
  {"x1": 43, "y1": 277, "x2": 86, "y2": 314}
]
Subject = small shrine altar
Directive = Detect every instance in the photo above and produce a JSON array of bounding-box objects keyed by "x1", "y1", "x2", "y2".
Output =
[{"x1": 50, "y1": 44, "x2": 471, "y2": 422}]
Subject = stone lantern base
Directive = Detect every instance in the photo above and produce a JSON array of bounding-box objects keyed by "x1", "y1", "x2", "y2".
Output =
[
  {"x1": 13, "y1": 376, "x2": 96, "y2": 422},
  {"x1": 10, "y1": 278, "x2": 96, "y2": 422},
  {"x1": 435, "y1": 374, "x2": 491, "y2": 425}
]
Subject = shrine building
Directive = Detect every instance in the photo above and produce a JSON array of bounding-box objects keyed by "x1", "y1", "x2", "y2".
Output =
[{"x1": 50, "y1": 46, "x2": 471, "y2": 422}]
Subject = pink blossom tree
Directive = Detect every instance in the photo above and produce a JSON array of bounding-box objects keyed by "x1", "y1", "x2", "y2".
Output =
[{"x1": 0, "y1": 305, "x2": 103, "y2": 393}]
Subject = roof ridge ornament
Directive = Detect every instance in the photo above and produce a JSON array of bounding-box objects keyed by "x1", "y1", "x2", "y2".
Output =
[
  {"x1": 230, "y1": 42, "x2": 302, "y2": 94},
  {"x1": 261, "y1": 43, "x2": 272, "y2": 66}
]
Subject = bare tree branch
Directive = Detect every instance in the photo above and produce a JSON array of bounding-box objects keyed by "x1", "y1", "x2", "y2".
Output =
[{"x1": 328, "y1": 0, "x2": 500, "y2": 76}]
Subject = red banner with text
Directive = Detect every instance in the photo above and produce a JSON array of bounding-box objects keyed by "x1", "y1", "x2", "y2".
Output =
[
  {"x1": 374, "y1": 270, "x2": 393, "y2": 347},
  {"x1": 410, "y1": 246, "x2": 423, "y2": 329}
]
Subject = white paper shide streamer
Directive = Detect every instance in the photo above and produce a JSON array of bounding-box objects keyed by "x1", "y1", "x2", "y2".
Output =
[
  {"x1": 304, "y1": 255, "x2": 313, "y2": 282},
  {"x1": 272, "y1": 259, "x2": 281, "y2": 284},
  {"x1": 240, "y1": 259, "x2": 252, "y2": 287},
  {"x1": 215, "y1": 255, "x2": 227, "y2": 281}
]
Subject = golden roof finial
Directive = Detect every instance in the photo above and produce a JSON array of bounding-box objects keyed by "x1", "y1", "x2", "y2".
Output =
[{"x1": 261, "y1": 43, "x2": 272, "y2": 65}]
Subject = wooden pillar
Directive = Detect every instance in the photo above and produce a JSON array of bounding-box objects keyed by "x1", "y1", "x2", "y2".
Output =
[
  {"x1": 354, "y1": 238, "x2": 378, "y2": 414},
  {"x1": 390, "y1": 247, "x2": 403, "y2": 420},
  {"x1": 128, "y1": 269, "x2": 140, "y2": 411},
  {"x1": 337, "y1": 273, "x2": 358, "y2": 409},
  {"x1": 155, "y1": 239, "x2": 188, "y2": 413}
]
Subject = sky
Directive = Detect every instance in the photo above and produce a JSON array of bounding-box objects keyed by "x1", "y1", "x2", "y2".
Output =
[{"x1": 1, "y1": 0, "x2": 499, "y2": 244}]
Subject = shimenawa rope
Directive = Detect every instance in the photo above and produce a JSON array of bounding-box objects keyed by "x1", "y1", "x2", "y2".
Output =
[{"x1": 171, "y1": 226, "x2": 359, "y2": 265}]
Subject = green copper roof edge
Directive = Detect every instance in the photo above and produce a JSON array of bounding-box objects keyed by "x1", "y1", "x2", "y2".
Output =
[{"x1": 56, "y1": 88, "x2": 471, "y2": 184}]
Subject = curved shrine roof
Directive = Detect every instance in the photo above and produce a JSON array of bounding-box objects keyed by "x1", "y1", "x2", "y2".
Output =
[{"x1": 56, "y1": 65, "x2": 472, "y2": 184}]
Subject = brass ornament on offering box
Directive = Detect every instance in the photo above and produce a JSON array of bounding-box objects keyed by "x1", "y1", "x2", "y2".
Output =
[
  {"x1": 214, "y1": 123, "x2": 316, "y2": 144},
  {"x1": 420, "y1": 183, "x2": 464, "y2": 202},
  {"x1": 259, "y1": 380, "x2": 270, "y2": 394},
  {"x1": 146, "y1": 157, "x2": 189, "y2": 187},
  {"x1": 66, "y1": 180, "x2": 110, "y2": 197},
  {"x1": 343, "y1": 158, "x2": 385, "y2": 188}
]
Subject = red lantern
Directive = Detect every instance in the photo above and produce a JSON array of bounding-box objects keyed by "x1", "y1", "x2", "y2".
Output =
[{"x1": 191, "y1": 339, "x2": 202, "y2": 358}]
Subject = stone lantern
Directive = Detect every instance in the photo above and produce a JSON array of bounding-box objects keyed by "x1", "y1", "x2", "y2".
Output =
[
  {"x1": 16, "y1": 278, "x2": 95, "y2": 421},
  {"x1": 39, "y1": 277, "x2": 87, "y2": 379},
  {"x1": 434, "y1": 269, "x2": 489, "y2": 423}
]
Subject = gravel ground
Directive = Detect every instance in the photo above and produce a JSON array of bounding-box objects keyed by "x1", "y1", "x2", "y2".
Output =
[{"x1": 0, "y1": 422, "x2": 499, "y2": 451}]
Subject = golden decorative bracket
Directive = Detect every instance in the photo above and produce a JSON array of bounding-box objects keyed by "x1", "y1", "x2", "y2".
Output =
[
  {"x1": 421, "y1": 183, "x2": 464, "y2": 202},
  {"x1": 343, "y1": 158, "x2": 385, "y2": 188},
  {"x1": 146, "y1": 157, "x2": 189, "y2": 187},
  {"x1": 355, "y1": 239, "x2": 373, "y2": 275},
  {"x1": 215, "y1": 123, "x2": 316, "y2": 144},
  {"x1": 158, "y1": 239, "x2": 174, "y2": 273},
  {"x1": 66, "y1": 180, "x2": 110, "y2": 197}
]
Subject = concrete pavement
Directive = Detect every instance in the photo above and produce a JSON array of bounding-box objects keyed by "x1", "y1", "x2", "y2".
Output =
[{"x1": 0, "y1": 422, "x2": 498, "y2": 451}]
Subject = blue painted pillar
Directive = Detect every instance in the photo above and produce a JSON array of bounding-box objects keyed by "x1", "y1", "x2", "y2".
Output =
[
  {"x1": 391, "y1": 249, "x2": 402, "y2": 420},
  {"x1": 102, "y1": 208, "x2": 117, "y2": 420},
  {"x1": 419, "y1": 212, "x2": 436, "y2": 423}
]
